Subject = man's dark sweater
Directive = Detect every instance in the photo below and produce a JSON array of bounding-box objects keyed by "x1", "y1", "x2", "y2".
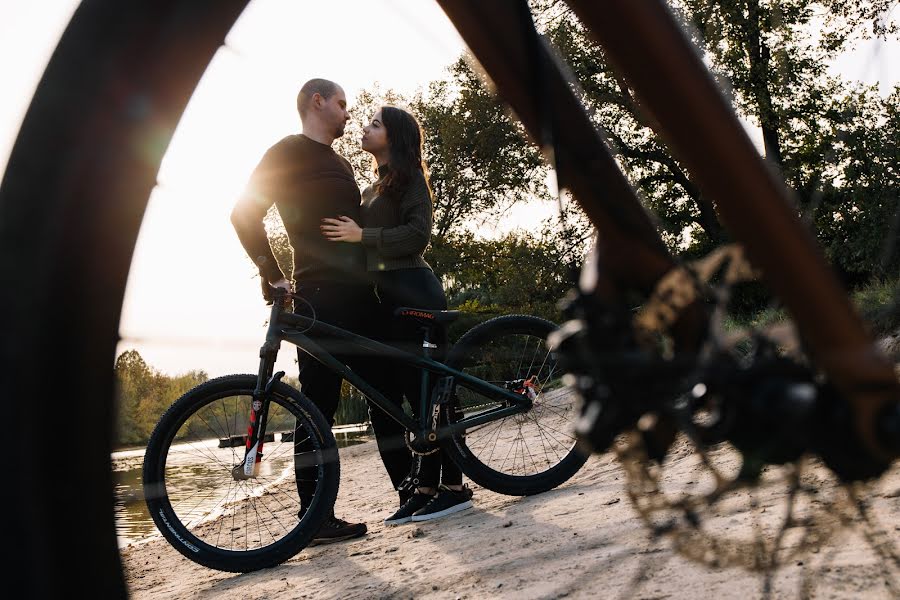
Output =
[{"x1": 232, "y1": 134, "x2": 365, "y2": 284}]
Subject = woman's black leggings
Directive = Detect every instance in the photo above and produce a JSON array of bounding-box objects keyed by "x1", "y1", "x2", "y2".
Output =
[{"x1": 368, "y1": 268, "x2": 463, "y2": 495}]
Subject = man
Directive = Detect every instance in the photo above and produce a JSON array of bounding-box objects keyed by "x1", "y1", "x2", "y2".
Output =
[{"x1": 231, "y1": 78, "x2": 371, "y2": 544}]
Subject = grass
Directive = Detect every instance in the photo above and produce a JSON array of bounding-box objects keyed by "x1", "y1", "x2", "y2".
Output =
[
  {"x1": 852, "y1": 277, "x2": 900, "y2": 337},
  {"x1": 721, "y1": 276, "x2": 899, "y2": 340}
]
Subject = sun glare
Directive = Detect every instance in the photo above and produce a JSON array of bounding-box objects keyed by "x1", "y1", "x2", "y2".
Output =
[{"x1": 118, "y1": 0, "x2": 466, "y2": 376}]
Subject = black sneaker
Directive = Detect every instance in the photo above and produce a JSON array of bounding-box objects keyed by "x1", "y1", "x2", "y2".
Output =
[
  {"x1": 411, "y1": 485, "x2": 473, "y2": 522},
  {"x1": 308, "y1": 515, "x2": 367, "y2": 546},
  {"x1": 384, "y1": 492, "x2": 435, "y2": 526}
]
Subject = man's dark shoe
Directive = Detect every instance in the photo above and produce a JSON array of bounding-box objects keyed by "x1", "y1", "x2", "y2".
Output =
[
  {"x1": 411, "y1": 484, "x2": 473, "y2": 522},
  {"x1": 308, "y1": 515, "x2": 367, "y2": 546},
  {"x1": 384, "y1": 492, "x2": 435, "y2": 526}
]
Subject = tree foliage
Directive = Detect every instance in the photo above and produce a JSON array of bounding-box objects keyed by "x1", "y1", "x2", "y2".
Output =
[
  {"x1": 411, "y1": 58, "x2": 550, "y2": 236},
  {"x1": 532, "y1": 0, "x2": 899, "y2": 279},
  {"x1": 114, "y1": 350, "x2": 208, "y2": 447},
  {"x1": 428, "y1": 225, "x2": 581, "y2": 319}
]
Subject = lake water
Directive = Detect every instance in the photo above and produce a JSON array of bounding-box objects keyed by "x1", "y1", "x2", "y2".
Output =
[{"x1": 112, "y1": 429, "x2": 371, "y2": 547}]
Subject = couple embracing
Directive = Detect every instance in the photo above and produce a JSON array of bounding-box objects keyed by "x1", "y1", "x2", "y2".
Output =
[{"x1": 231, "y1": 78, "x2": 472, "y2": 545}]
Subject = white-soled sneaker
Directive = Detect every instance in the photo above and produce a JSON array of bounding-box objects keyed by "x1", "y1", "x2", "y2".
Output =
[
  {"x1": 384, "y1": 492, "x2": 435, "y2": 526},
  {"x1": 410, "y1": 484, "x2": 473, "y2": 522}
]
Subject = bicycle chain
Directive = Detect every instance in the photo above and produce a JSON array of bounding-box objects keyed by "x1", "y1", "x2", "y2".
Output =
[{"x1": 405, "y1": 430, "x2": 441, "y2": 456}]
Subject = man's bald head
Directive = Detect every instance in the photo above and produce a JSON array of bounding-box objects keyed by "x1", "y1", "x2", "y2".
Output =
[{"x1": 297, "y1": 78, "x2": 340, "y2": 119}]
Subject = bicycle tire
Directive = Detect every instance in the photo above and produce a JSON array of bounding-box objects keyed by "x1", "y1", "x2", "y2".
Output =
[
  {"x1": 143, "y1": 375, "x2": 339, "y2": 573},
  {"x1": 441, "y1": 315, "x2": 588, "y2": 495},
  {"x1": 0, "y1": 1, "x2": 247, "y2": 594}
]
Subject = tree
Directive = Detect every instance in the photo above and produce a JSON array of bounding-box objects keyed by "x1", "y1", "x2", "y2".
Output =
[
  {"x1": 813, "y1": 87, "x2": 900, "y2": 280},
  {"x1": 114, "y1": 350, "x2": 207, "y2": 447},
  {"x1": 536, "y1": 0, "x2": 899, "y2": 277},
  {"x1": 412, "y1": 58, "x2": 550, "y2": 237},
  {"x1": 427, "y1": 225, "x2": 582, "y2": 329},
  {"x1": 114, "y1": 350, "x2": 154, "y2": 445}
]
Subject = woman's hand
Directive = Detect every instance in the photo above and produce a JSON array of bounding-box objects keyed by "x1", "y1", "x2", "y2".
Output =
[{"x1": 320, "y1": 216, "x2": 362, "y2": 243}]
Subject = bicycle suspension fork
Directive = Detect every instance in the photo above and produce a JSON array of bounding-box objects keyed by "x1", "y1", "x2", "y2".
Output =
[{"x1": 233, "y1": 294, "x2": 287, "y2": 481}]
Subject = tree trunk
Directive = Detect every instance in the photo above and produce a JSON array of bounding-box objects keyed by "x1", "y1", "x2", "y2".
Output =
[{"x1": 744, "y1": 0, "x2": 783, "y2": 168}]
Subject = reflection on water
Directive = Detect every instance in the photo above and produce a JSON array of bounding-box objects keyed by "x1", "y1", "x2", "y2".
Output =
[{"x1": 113, "y1": 429, "x2": 371, "y2": 547}]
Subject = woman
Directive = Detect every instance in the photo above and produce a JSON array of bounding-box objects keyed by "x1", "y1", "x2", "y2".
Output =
[{"x1": 321, "y1": 106, "x2": 472, "y2": 525}]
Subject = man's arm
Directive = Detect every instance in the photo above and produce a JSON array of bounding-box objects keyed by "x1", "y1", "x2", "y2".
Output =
[{"x1": 231, "y1": 146, "x2": 288, "y2": 287}]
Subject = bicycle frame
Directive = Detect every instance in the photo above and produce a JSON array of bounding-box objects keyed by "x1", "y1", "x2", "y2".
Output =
[{"x1": 251, "y1": 295, "x2": 534, "y2": 448}]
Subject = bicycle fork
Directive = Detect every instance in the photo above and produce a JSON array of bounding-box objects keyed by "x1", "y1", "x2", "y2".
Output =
[
  {"x1": 233, "y1": 293, "x2": 289, "y2": 481},
  {"x1": 232, "y1": 370, "x2": 286, "y2": 481}
]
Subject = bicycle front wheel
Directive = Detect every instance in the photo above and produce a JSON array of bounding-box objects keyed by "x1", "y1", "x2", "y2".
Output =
[
  {"x1": 442, "y1": 315, "x2": 588, "y2": 495},
  {"x1": 143, "y1": 375, "x2": 339, "y2": 572}
]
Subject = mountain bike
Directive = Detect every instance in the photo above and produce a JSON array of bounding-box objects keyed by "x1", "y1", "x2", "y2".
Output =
[
  {"x1": 142, "y1": 288, "x2": 583, "y2": 572},
  {"x1": 2, "y1": 0, "x2": 898, "y2": 595}
]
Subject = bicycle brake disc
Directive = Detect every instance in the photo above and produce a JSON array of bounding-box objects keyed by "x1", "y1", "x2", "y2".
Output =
[{"x1": 615, "y1": 428, "x2": 853, "y2": 570}]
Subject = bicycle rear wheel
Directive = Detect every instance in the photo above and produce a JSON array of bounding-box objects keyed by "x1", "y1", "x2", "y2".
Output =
[
  {"x1": 442, "y1": 315, "x2": 588, "y2": 495},
  {"x1": 143, "y1": 374, "x2": 338, "y2": 573}
]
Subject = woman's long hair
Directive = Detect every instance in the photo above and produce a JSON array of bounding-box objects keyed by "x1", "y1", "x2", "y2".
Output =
[{"x1": 375, "y1": 106, "x2": 432, "y2": 198}]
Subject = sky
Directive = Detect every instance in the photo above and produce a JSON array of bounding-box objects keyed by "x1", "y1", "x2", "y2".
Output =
[{"x1": 2, "y1": 0, "x2": 898, "y2": 378}]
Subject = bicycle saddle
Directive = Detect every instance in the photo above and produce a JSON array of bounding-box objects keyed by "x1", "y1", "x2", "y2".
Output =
[{"x1": 394, "y1": 307, "x2": 461, "y2": 326}]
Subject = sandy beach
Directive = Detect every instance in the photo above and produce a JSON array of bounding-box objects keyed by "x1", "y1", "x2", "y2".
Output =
[{"x1": 122, "y1": 431, "x2": 900, "y2": 600}]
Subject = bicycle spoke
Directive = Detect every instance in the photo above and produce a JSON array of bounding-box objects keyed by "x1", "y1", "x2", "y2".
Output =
[
  {"x1": 460, "y1": 415, "x2": 506, "y2": 438},
  {"x1": 246, "y1": 492, "x2": 280, "y2": 548},
  {"x1": 518, "y1": 419, "x2": 541, "y2": 474},
  {"x1": 162, "y1": 397, "x2": 303, "y2": 551},
  {"x1": 465, "y1": 417, "x2": 509, "y2": 449},
  {"x1": 528, "y1": 411, "x2": 565, "y2": 465},
  {"x1": 513, "y1": 335, "x2": 531, "y2": 379},
  {"x1": 525, "y1": 417, "x2": 576, "y2": 446},
  {"x1": 530, "y1": 417, "x2": 558, "y2": 465},
  {"x1": 169, "y1": 486, "x2": 222, "y2": 521},
  {"x1": 441, "y1": 317, "x2": 585, "y2": 494},
  {"x1": 499, "y1": 432, "x2": 521, "y2": 474},
  {"x1": 483, "y1": 416, "x2": 511, "y2": 466},
  {"x1": 168, "y1": 442, "x2": 232, "y2": 469}
]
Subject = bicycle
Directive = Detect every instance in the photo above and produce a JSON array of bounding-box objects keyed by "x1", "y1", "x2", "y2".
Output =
[
  {"x1": 2, "y1": 0, "x2": 898, "y2": 594},
  {"x1": 142, "y1": 288, "x2": 585, "y2": 572}
]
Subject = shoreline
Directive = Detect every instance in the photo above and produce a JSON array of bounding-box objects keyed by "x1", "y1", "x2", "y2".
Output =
[{"x1": 113, "y1": 434, "x2": 376, "y2": 548}]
